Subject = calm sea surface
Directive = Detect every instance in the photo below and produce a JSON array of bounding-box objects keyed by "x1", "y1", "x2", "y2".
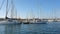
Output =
[{"x1": 0, "y1": 22, "x2": 60, "y2": 34}]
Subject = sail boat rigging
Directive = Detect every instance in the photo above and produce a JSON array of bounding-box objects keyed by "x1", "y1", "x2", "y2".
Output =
[
  {"x1": 0, "y1": 0, "x2": 21, "y2": 25},
  {"x1": 5, "y1": 0, "x2": 9, "y2": 19},
  {"x1": 0, "y1": 0, "x2": 5, "y2": 10}
]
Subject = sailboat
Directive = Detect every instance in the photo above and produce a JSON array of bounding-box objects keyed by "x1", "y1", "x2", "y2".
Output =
[
  {"x1": 23, "y1": 18, "x2": 30, "y2": 24},
  {"x1": 0, "y1": 0, "x2": 21, "y2": 25},
  {"x1": 29, "y1": 18, "x2": 47, "y2": 24},
  {"x1": 30, "y1": 9, "x2": 47, "y2": 24},
  {"x1": 53, "y1": 18, "x2": 58, "y2": 22}
]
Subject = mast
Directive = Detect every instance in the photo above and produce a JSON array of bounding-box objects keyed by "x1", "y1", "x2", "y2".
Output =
[
  {"x1": 5, "y1": 0, "x2": 8, "y2": 19},
  {"x1": 11, "y1": 0, "x2": 14, "y2": 19},
  {"x1": 29, "y1": 9, "x2": 35, "y2": 22},
  {"x1": 31, "y1": 9, "x2": 35, "y2": 22},
  {"x1": 15, "y1": 9, "x2": 17, "y2": 19}
]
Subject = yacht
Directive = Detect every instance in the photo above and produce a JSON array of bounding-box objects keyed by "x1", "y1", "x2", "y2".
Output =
[
  {"x1": 23, "y1": 19, "x2": 30, "y2": 24},
  {"x1": 0, "y1": 18, "x2": 21, "y2": 25},
  {"x1": 0, "y1": 0, "x2": 21, "y2": 25},
  {"x1": 30, "y1": 19, "x2": 47, "y2": 24}
]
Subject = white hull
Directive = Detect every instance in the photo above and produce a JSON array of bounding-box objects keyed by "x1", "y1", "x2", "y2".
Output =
[
  {"x1": 30, "y1": 21, "x2": 47, "y2": 24},
  {"x1": 0, "y1": 21, "x2": 21, "y2": 25}
]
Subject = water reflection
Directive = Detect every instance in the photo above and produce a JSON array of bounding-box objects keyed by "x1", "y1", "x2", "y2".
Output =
[
  {"x1": 0, "y1": 22, "x2": 60, "y2": 34},
  {"x1": 4, "y1": 24, "x2": 40, "y2": 34},
  {"x1": 5, "y1": 25, "x2": 21, "y2": 34}
]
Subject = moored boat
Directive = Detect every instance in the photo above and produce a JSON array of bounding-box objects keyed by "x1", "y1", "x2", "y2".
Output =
[
  {"x1": 30, "y1": 19, "x2": 47, "y2": 24},
  {"x1": 0, "y1": 0, "x2": 21, "y2": 25},
  {"x1": 0, "y1": 19, "x2": 21, "y2": 25}
]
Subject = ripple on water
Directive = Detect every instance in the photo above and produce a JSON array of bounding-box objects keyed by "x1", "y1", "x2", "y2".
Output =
[{"x1": 0, "y1": 22, "x2": 60, "y2": 34}]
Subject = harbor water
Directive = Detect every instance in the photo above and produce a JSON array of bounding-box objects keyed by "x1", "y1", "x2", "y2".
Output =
[{"x1": 0, "y1": 22, "x2": 60, "y2": 34}]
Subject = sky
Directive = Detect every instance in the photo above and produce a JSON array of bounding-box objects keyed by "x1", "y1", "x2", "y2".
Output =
[{"x1": 0, "y1": 0, "x2": 60, "y2": 19}]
